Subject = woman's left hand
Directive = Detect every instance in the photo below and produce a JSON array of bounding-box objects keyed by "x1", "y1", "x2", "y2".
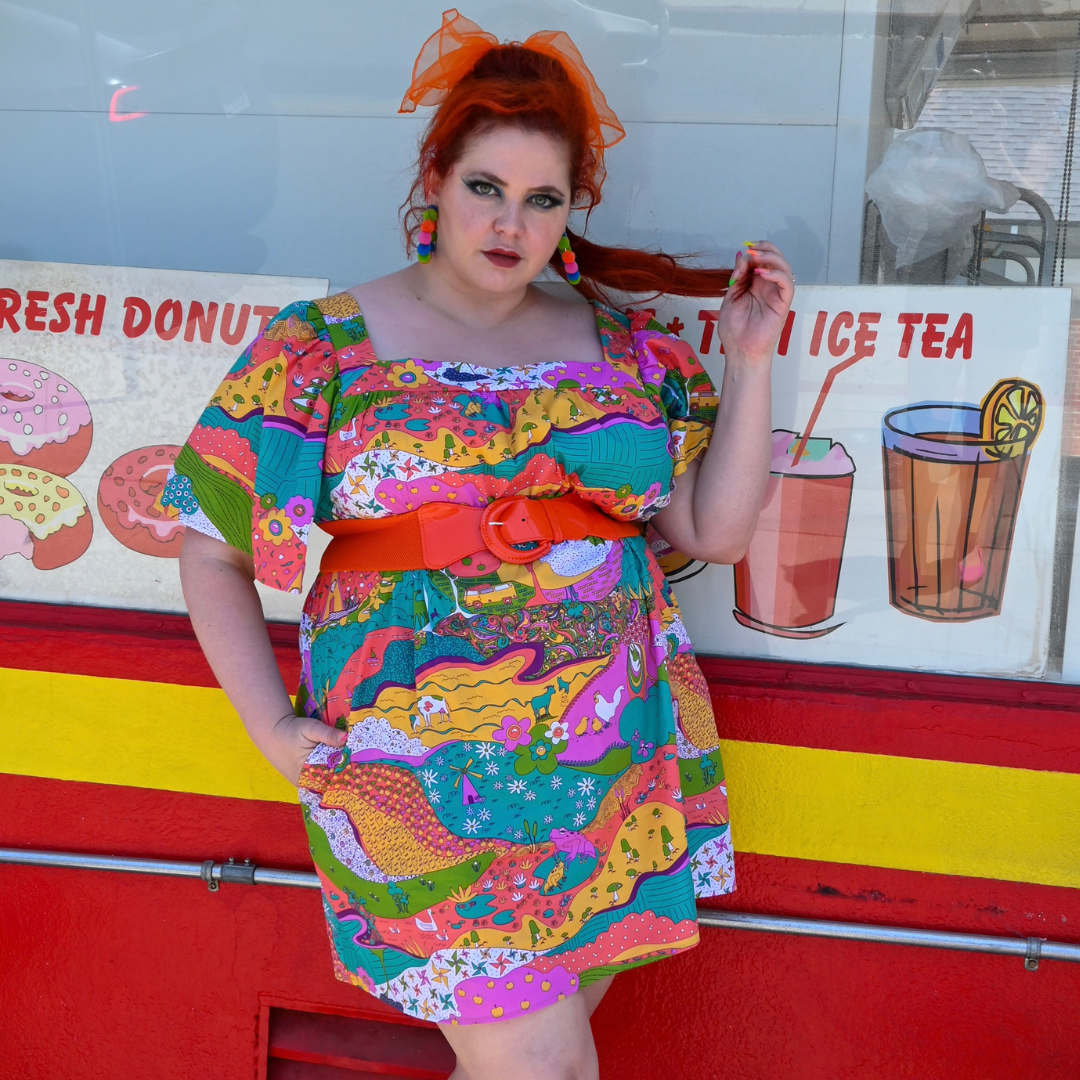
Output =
[{"x1": 717, "y1": 241, "x2": 795, "y2": 364}]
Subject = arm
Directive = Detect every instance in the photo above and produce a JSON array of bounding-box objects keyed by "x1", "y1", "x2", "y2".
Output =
[
  {"x1": 651, "y1": 241, "x2": 794, "y2": 563},
  {"x1": 179, "y1": 528, "x2": 344, "y2": 786}
]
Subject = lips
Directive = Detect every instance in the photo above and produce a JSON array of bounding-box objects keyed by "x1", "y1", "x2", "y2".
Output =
[{"x1": 483, "y1": 249, "x2": 522, "y2": 269}]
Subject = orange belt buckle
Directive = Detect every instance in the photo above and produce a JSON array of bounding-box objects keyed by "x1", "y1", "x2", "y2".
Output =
[{"x1": 480, "y1": 496, "x2": 555, "y2": 564}]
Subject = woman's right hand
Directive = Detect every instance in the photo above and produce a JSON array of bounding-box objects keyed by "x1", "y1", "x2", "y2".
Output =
[
  {"x1": 179, "y1": 529, "x2": 349, "y2": 788},
  {"x1": 263, "y1": 712, "x2": 348, "y2": 787}
]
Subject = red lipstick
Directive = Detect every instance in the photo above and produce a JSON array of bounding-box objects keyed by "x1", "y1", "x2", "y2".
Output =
[{"x1": 483, "y1": 248, "x2": 522, "y2": 268}]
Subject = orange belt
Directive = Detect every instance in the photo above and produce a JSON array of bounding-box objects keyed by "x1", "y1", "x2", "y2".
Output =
[{"x1": 319, "y1": 494, "x2": 642, "y2": 572}]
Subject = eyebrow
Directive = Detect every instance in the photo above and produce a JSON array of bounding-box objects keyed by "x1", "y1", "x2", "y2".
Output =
[{"x1": 466, "y1": 170, "x2": 567, "y2": 197}]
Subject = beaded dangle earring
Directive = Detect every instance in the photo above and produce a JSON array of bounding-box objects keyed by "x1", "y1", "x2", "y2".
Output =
[
  {"x1": 558, "y1": 233, "x2": 581, "y2": 285},
  {"x1": 417, "y1": 206, "x2": 438, "y2": 263}
]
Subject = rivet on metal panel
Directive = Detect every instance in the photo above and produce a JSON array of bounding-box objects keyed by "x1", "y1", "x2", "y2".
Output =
[
  {"x1": 1024, "y1": 937, "x2": 1043, "y2": 971},
  {"x1": 200, "y1": 859, "x2": 219, "y2": 893}
]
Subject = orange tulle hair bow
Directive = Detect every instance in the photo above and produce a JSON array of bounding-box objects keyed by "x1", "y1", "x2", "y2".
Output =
[{"x1": 399, "y1": 8, "x2": 625, "y2": 156}]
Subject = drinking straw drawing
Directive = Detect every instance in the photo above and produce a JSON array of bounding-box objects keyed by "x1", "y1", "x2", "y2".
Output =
[
  {"x1": 733, "y1": 350, "x2": 869, "y2": 638},
  {"x1": 791, "y1": 348, "x2": 872, "y2": 466}
]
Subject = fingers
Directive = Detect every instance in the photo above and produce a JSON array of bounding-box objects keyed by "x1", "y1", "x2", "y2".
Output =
[
  {"x1": 727, "y1": 242, "x2": 796, "y2": 318},
  {"x1": 744, "y1": 241, "x2": 793, "y2": 278},
  {"x1": 727, "y1": 249, "x2": 754, "y2": 296},
  {"x1": 298, "y1": 716, "x2": 347, "y2": 748},
  {"x1": 744, "y1": 242, "x2": 795, "y2": 306},
  {"x1": 753, "y1": 266, "x2": 795, "y2": 307}
]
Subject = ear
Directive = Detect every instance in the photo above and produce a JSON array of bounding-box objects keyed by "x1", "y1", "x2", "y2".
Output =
[{"x1": 423, "y1": 168, "x2": 443, "y2": 205}]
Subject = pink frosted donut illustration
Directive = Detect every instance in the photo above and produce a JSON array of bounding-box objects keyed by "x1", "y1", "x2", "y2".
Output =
[
  {"x1": 0, "y1": 463, "x2": 93, "y2": 569},
  {"x1": 97, "y1": 444, "x2": 185, "y2": 558},
  {"x1": 0, "y1": 359, "x2": 93, "y2": 475}
]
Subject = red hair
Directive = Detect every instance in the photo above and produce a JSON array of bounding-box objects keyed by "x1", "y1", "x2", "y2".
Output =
[{"x1": 402, "y1": 44, "x2": 731, "y2": 302}]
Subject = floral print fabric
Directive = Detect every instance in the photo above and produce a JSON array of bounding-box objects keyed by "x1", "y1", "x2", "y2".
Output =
[{"x1": 168, "y1": 294, "x2": 733, "y2": 1024}]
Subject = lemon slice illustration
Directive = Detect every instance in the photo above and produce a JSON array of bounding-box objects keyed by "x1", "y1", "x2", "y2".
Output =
[{"x1": 979, "y1": 378, "x2": 1043, "y2": 460}]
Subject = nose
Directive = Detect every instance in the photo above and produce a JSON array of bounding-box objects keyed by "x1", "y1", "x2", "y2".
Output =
[{"x1": 493, "y1": 200, "x2": 526, "y2": 239}]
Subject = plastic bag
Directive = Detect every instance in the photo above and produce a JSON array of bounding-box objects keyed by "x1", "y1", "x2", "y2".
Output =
[{"x1": 865, "y1": 129, "x2": 1020, "y2": 267}]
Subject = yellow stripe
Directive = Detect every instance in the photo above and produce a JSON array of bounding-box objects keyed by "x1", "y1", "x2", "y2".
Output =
[
  {"x1": 2, "y1": 667, "x2": 1079, "y2": 889},
  {"x1": 0, "y1": 667, "x2": 296, "y2": 803},
  {"x1": 720, "y1": 740, "x2": 1080, "y2": 890}
]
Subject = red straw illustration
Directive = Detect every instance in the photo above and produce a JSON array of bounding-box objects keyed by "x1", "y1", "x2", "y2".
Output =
[{"x1": 791, "y1": 352, "x2": 865, "y2": 466}]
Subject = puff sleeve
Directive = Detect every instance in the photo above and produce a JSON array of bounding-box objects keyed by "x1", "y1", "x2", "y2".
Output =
[
  {"x1": 631, "y1": 312, "x2": 719, "y2": 477},
  {"x1": 163, "y1": 301, "x2": 338, "y2": 594}
]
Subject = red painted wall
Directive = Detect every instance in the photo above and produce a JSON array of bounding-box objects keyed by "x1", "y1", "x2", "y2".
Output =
[
  {"x1": 3, "y1": 774, "x2": 1079, "y2": 1079},
  {"x1": 2, "y1": 602, "x2": 1079, "y2": 1078}
]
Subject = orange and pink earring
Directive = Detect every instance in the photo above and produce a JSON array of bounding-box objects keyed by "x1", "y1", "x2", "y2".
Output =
[
  {"x1": 559, "y1": 233, "x2": 581, "y2": 285},
  {"x1": 417, "y1": 206, "x2": 437, "y2": 263}
]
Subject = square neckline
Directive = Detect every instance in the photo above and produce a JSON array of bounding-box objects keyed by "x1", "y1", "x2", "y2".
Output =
[{"x1": 336, "y1": 294, "x2": 621, "y2": 374}]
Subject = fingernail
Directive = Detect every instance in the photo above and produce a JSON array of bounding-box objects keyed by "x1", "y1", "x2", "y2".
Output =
[
  {"x1": 744, "y1": 241, "x2": 756, "y2": 247},
  {"x1": 753, "y1": 267, "x2": 766, "y2": 274},
  {"x1": 728, "y1": 276, "x2": 736, "y2": 286}
]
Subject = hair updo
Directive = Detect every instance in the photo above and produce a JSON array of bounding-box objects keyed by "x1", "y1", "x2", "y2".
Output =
[{"x1": 402, "y1": 43, "x2": 731, "y2": 302}]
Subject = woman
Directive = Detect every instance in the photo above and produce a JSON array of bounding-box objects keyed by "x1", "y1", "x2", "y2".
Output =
[{"x1": 172, "y1": 11, "x2": 793, "y2": 1079}]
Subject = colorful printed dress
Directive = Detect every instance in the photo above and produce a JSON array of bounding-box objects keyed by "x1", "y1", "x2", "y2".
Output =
[{"x1": 166, "y1": 293, "x2": 734, "y2": 1025}]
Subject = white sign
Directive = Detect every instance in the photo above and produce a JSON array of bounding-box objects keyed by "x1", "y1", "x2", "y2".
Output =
[
  {"x1": 2, "y1": 271, "x2": 1068, "y2": 677},
  {"x1": 649, "y1": 286, "x2": 1070, "y2": 679},
  {"x1": 0, "y1": 260, "x2": 328, "y2": 620}
]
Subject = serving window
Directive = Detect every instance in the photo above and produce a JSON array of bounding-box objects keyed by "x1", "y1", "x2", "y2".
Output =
[{"x1": 3, "y1": 0, "x2": 1080, "y2": 681}]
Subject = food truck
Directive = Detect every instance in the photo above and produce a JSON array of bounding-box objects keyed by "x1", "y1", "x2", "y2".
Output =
[{"x1": 2, "y1": 2, "x2": 1080, "y2": 1077}]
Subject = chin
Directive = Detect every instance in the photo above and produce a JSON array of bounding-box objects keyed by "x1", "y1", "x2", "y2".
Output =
[{"x1": 472, "y1": 266, "x2": 535, "y2": 293}]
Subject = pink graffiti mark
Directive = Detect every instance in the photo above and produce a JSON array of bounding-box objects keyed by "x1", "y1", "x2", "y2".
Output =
[{"x1": 109, "y1": 86, "x2": 147, "y2": 123}]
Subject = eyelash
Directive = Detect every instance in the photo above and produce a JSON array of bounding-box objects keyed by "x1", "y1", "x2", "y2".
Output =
[{"x1": 465, "y1": 180, "x2": 563, "y2": 209}]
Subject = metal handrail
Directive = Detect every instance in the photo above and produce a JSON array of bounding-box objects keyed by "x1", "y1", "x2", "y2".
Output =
[
  {"x1": 3, "y1": 847, "x2": 1077, "y2": 970},
  {"x1": 694, "y1": 910, "x2": 1070, "y2": 970},
  {"x1": 0, "y1": 846, "x2": 320, "y2": 892}
]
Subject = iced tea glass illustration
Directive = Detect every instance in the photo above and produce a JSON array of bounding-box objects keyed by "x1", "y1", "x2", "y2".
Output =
[
  {"x1": 733, "y1": 430, "x2": 855, "y2": 638},
  {"x1": 881, "y1": 379, "x2": 1043, "y2": 621}
]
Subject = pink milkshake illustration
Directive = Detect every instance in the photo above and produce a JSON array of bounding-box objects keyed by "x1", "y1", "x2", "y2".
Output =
[{"x1": 733, "y1": 431, "x2": 855, "y2": 637}]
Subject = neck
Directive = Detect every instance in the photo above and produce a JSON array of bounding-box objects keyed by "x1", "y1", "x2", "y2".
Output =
[{"x1": 404, "y1": 260, "x2": 535, "y2": 330}]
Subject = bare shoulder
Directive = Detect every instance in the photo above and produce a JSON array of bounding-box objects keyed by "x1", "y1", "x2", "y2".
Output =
[
  {"x1": 531, "y1": 281, "x2": 593, "y2": 313},
  {"x1": 529, "y1": 282, "x2": 597, "y2": 329},
  {"x1": 346, "y1": 269, "x2": 412, "y2": 310}
]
